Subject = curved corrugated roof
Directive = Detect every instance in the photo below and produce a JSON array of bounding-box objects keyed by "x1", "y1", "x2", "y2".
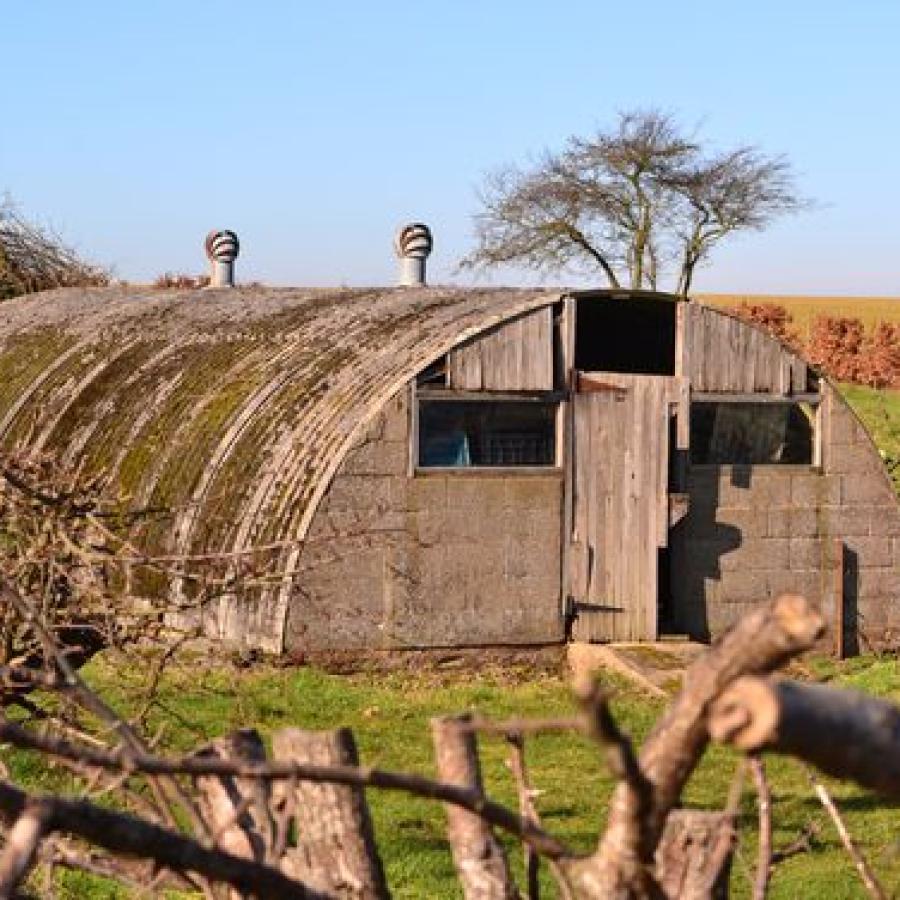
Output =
[{"x1": 0, "y1": 285, "x2": 561, "y2": 645}]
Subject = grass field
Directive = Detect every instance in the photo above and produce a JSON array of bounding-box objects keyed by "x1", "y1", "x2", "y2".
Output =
[
  {"x1": 840, "y1": 384, "x2": 900, "y2": 494},
  {"x1": 697, "y1": 294, "x2": 900, "y2": 342},
  {"x1": 8, "y1": 652, "x2": 900, "y2": 899}
]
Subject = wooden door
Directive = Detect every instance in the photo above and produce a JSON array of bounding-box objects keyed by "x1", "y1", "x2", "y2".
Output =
[{"x1": 568, "y1": 373, "x2": 687, "y2": 641}]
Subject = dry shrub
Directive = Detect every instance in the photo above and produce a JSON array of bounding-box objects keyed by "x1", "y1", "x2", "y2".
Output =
[
  {"x1": 0, "y1": 197, "x2": 109, "y2": 300},
  {"x1": 861, "y1": 322, "x2": 900, "y2": 389},
  {"x1": 806, "y1": 315, "x2": 867, "y2": 383},
  {"x1": 152, "y1": 272, "x2": 211, "y2": 289},
  {"x1": 727, "y1": 302, "x2": 801, "y2": 352},
  {"x1": 0, "y1": 451, "x2": 211, "y2": 671},
  {"x1": 726, "y1": 304, "x2": 900, "y2": 389}
]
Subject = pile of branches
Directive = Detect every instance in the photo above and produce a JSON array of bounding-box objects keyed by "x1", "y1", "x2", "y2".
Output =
[
  {"x1": 1, "y1": 582, "x2": 899, "y2": 898},
  {"x1": 0, "y1": 450, "x2": 246, "y2": 694},
  {"x1": 0, "y1": 199, "x2": 108, "y2": 300}
]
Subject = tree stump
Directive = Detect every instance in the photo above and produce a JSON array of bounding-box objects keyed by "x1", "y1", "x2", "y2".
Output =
[
  {"x1": 656, "y1": 810, "x2": 734, "y2": 900},
  {"x1": 272, "y1": 727, "x2": 388, "y2": 899}
]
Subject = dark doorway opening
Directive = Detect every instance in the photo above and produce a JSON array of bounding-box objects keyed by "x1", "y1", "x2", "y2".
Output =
[
  {"x1": 575, "y1": 297, "x2": 677, "y2": 375},
  {"x1": 657, "y1": 547, "x2": 674, "y2": 633}
]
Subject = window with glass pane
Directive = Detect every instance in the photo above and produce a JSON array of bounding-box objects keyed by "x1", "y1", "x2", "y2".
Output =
[
  {"x1": 418, "y1": 400, "x2": 557, "y2": 468},
  {"x1": 690, "y1": 401, "x2": 815, "y2": 465}
]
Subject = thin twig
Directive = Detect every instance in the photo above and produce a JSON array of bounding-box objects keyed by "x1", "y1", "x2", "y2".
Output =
[
  {"x1": 807, "y1": 768, "x2": 886, "y2": 900},
  {"x1": 506, "y1": 732, "x2": 541, "y2": 899},
  {"x1": 749, "y1": 754, "x2": 771, "y2": 900},
  {"x1": 0, "y1": 717, "x2": 569, "y2": 860}
]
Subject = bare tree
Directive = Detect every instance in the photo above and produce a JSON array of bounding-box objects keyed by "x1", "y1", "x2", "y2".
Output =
[
  {"x1": 668, "y1": 148, "x2": 803, "y2": 297},
  {"x1": 0, "y1": 197, "x2": 108, "y2": 300},
  {"x1": 460, "y1": 110, "x2": 805, "y2": 296}
]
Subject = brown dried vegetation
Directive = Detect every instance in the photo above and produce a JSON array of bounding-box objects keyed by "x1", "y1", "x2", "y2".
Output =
[
  {"x1": 0, "y1": 199, "x2": 108, "y2": 300},
  {"x1": 728, "y1": 303, "x2": 900, "y2": 389}
]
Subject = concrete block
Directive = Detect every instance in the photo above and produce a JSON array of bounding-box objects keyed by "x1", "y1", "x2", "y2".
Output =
[
  {"x1": 790, "y1": 473, "x2": 841, "y2": 507},
  {"x1": 505, "y1": 476, "x2": 563, "y2": 510},
  {"x1": 843, "y1": 473, "x2": 896, "y2": 505},
  {"x1": 859, "y1": 568, "x2": 900, "y2": 599},
  {"x1": 829, "y1": 443, "x2": 883, "y2": 476},
  {"x1": 340, "y1": 440, "x2": 408, "y2": 476},
  {"x1": 822, "y1": 506, "x2": 873, "y2": 537},
  {"x1": 681, "y1": 538, "x2": 738, "y2": 575},
  {"x1": 381, "y1": 392, "x2": 410, "y2": 442},
  {"x1": 766, "y1": 509, "x2": 792, "y2": 538},
  {"x1": 446, "y1": 477, "x2": 507, "y2": 516},
  {"x1": 843, "y1": 536, "x2": 893, "y2": 568},
  {"x1": 713, "y1": 508, "x2": 768, "y2": 538},
  {"x1": 406, "y1": 509, "x2": 440, "y2": 546},
  {"x1": 506, "y1": 506, "x2": 558, "y2": 542},
  {"x1": 790, "y1": 537, "x2": 826, "y2": 570},
  {"x1": 716, "y1": 477, "x2": 754, "y2": 510},
  {"x1": 715, "y1": 570, "x2": 769, "y2": 602},
  {"x1": 505, "y1": 537, "x2": 558, "y2": 582},
  {"x1": 685, "y1": 475, "x2": 719, "y2": 515},
  {"x1": 883, "y1": 512, "x2": 900, "y2": 538},
  {"x1": 788, "y1": 508, "x2": 822, "y2": 538},
  {"x1": 827, "y1": 404, "x2": 861, "y2": 446},
  {"x1": 720, "y1": 539, "x2": 790, "y2": 572},
  {"x1": 324, "y1": 474, "x2": 397, "y2": 512},
  {"x1": 407, "y1": 475, "x2": 447, "y2": 512},
  {"x1": 747, "y1": 473, "x2": 795, "y2": 509},
  {"x1": 766, "y1": 569, "x2": 825, "y2": 604}
]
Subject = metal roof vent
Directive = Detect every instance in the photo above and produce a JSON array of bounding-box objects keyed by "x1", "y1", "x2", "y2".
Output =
[
  {"x1": 394, "y1": 222, "x2": 432, "y2": 287},
  {"x1": 205, "y1": 229, "x2": 240, "y2": 288}
]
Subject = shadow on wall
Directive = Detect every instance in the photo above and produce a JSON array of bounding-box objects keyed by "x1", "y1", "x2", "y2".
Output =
[
  {"x1": 670, "y1": 466, "x2": 743, "y2": 641},
  {"x1": 672, "y1": 467, "x2": 862, "y2": 655},
  {"x1": 840, "y1": 544, "x2": 860, "y2": 658}
]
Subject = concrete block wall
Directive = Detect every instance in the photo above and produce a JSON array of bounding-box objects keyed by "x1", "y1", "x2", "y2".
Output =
[
  {"x1": 284, "y1": 387, "x2": 564, "y2": 652},
  {"x1": 673, "y1": 383, "x2": 900, "y2": 647}
]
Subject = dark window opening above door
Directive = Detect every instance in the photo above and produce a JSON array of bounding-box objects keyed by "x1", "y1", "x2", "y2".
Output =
[{"x1": 575, "y1": 297, "x2": 676, "y2": 375}]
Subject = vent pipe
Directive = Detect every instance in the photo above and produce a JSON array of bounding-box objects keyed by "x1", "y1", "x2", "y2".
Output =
[
  {"x1": 394, "y1": 222, "x2": 432, "y2": 286},
  {"x1": 205, "y1": 229, "x2": 240, "y2": 287}
]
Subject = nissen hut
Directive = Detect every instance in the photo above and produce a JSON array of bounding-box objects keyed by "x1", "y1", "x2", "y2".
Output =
[{"x1": 0, "y1": 227, "x2": 897, "y2": 654}]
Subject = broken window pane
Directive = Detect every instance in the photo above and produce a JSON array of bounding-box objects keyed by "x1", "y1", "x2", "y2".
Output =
[
  {"x1": 418, "y1": 400, "x2": 557, "y2": 468},
  {"x1": 690, "y1": 401, "x2": 815, "y2": 465}
]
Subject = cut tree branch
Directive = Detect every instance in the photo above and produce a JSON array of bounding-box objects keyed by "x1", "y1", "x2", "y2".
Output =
[
  {"x1": 0, "y1": 780, "x2": 323, "y2": 900},
  {"x1": 0, "y1": 716, "x2": 569, "y2": 860},
  {"x1": 708, "y1": 677, "x2": 900, "y2": 798},
  {"x1": 563, "y1": 593, "x2": 824, "y2": 897}
]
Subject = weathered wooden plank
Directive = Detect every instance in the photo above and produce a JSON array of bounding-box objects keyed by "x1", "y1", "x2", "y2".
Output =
[
  {"x1": 447, "y1": 307, "x2": 553, "y2": 391},
  {"x1": 681, "y1": 305, "x2": 812, "y2": 396},
  {"x1": 570, "y1": 373, "x2": 686, "y2": 641}
]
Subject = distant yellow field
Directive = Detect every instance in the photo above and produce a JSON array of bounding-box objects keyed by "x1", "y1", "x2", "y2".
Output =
[{"x1": 697, "y1": 294, "x2": 900, "y2": 341}]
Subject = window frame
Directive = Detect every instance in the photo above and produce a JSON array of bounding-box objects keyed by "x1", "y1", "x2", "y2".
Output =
[
  {"x1": 688, "y1": 392, "x2": 822, "y2": 469},
  {"x1": 412, "y1": 386, "x2": 565, "y2": 475}
]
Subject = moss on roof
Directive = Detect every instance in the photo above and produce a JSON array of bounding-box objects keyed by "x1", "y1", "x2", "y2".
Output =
[{"x1": 0, "y1": 285, "x2": 561, "y2": 644}]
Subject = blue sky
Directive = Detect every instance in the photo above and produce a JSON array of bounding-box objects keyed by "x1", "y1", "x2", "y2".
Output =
[{"x1": 2, "y1": 1, "x2": 899, "y2": 294}]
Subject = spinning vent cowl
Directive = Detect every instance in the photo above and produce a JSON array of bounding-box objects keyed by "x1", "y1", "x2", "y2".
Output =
[
  {"x1": 394, "y1": 222, "x2": 432, "y2": 286},
  {"x1": 205, "y1": 229, "x2": 240, "y2": 288}
]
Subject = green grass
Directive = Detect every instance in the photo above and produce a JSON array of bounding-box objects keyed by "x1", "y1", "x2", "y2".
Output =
[
  {"x1": 839, "y1": 384, "x2": 900, "y2": 494},
  {"x1": 7, "y1": 653, "x2": 900, "y2": 898}
]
